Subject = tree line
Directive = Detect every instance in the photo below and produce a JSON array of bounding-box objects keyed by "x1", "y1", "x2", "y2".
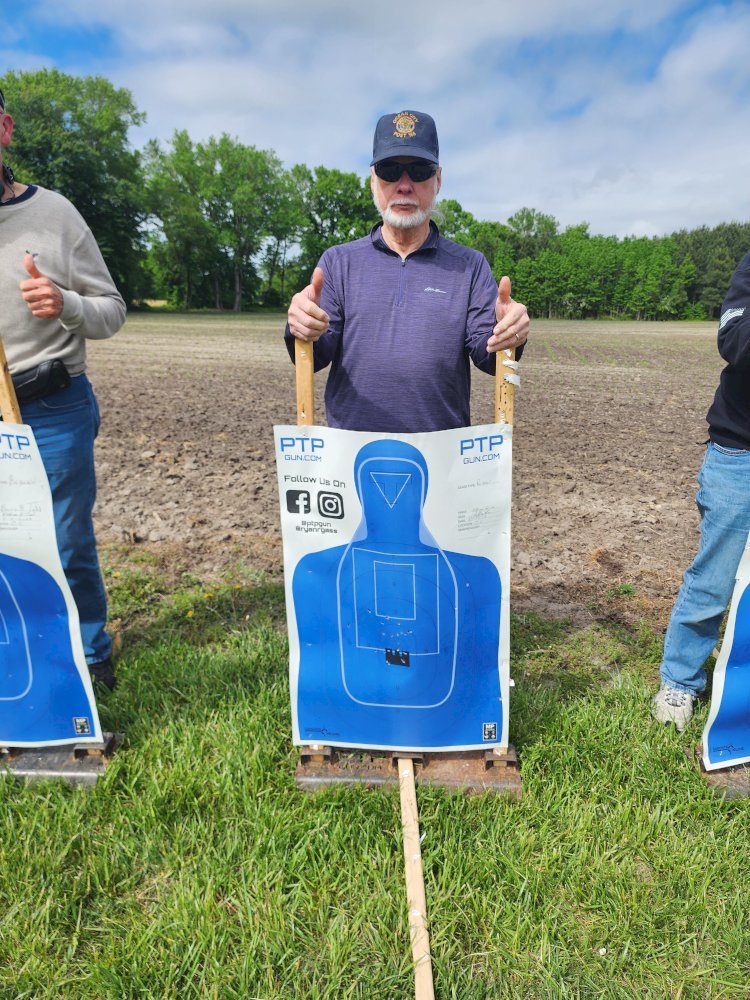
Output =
[{"x1": 2, "y1": 68, "x2": 747, "y2": 319}]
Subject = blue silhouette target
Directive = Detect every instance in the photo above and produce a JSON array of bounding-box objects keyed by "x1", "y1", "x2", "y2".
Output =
[
  {"x1": 0, "y1": 553, "x2": 96, "y2": 744},
  {"x1": 703, "y1": 568, "x2": 750, "y2": 769},
  {"x1": 292, "y1": 439, "x2": 503, "y2": 750}
]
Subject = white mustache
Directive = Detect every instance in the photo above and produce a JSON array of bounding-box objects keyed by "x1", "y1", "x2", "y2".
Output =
[{"x1": 389, "y1": 199, "x2": 420, "y2": 208}]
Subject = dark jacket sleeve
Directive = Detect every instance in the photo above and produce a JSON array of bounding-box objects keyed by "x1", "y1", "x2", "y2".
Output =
[{"x1": 717, "y1": 253, "x2": 750, "y2": 369}]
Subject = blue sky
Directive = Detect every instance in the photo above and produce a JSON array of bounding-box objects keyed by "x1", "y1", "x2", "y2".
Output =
[{"x1": 3, "y1": 0, "x2": 748, "y2": 237}]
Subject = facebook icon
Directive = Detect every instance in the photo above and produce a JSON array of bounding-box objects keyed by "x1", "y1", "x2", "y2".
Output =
[{"x1": 286, "y1": 490, "x2": 311, "y2": 515}]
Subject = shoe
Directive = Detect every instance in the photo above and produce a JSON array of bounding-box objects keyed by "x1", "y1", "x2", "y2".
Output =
[
  {"x1": 651, "y1": 682, "x2": 695, "y2": 732},
  {"x1": 88, "y1": 657, "x2": 116, "y2": 691}
]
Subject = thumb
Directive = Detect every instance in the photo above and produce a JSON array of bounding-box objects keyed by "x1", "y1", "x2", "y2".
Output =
[
  {"x1": 309, "y1": 267, "x2": 325, "y2": 305},
  {"x1": 24, "y1": 252, "x2": 42, "y2": 280},
  {"x1": 497, "y1": 275, "x2": 512, "y2": 305}
]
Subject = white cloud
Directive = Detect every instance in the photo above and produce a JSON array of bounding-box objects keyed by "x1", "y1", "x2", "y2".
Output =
[
  {"x1": 7, "y1": 1, "x2": 750, "y2": 236},
  {"x1": 39, "y1": 0, "x2": 690, "y2": 47},
  {"x1": 446, "y1": 3, "x2": 750, "y2": 235}
]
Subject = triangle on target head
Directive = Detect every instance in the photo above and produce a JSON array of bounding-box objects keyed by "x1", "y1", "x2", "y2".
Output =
[{"x1": 370, "y1": 472, "x2": 411, "y2": 508}]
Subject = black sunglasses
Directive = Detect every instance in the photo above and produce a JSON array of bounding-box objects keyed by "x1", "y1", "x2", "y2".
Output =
[{"x1": 373, "y1": 160, "x2": 438, "y2": 183}]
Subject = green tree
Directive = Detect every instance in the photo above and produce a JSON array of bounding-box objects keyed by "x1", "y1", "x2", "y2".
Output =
[
  {"x1": 513, "y1": 254, "x2": 553, "y2": 317},
  {"x1": 294, "y1": 166, "x2": 376, "y2": 283},
  {"x1": 143, "y1": 131, "x2": 221, "y2": 309},
  {"x1": 145, "y1": 132, "x2": 296, "y2": 311},
  {"x1": 435, "y1": 199, "x2": 475, "y2": 243},
  {"x1": 713, "y1": 223, "x2": 750, "y2": 270},
  {"x1": 610, "y1": 236, "x2": 693, "y2": 320},
  {"x1": 672, "y1": 223, "x2": 750, "y2": 316},
  {"x1": 0, "y1": 68, "x2": 146, "y2": 303},
  {"x1": 258, "y1": 169, "x2": 305, "y2": 305},
  {"x1": 491, "y1": 239, "x2": 517, "y2": 285},
  {"x1": 201, "y1": 135, "x2": 287, "y2": 311},
  {"x1": 555, "y1": 227, "x2": 622, "y2": 318},
  {"x1": 506, "y1": 207, "x2": 559, "y2": 259},
  {"x1": 464, "y1": 220, "x2": 515, "y2": 277},
  {"x1": 700, "y1": 242, "x2": 737, "y2": 318}
]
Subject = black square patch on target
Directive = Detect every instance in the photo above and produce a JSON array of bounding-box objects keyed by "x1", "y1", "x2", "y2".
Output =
[
  {"x1": 385, "y1": 648, "x2": 410, "y2": 666},
  {"x1": 482, "y1": 722, "x2": 497, "y2": 741}
]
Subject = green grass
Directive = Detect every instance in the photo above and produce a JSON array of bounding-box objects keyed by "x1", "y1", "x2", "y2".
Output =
[{"x1": 1, "y1": 568, "x2": 748, "y2": 998}]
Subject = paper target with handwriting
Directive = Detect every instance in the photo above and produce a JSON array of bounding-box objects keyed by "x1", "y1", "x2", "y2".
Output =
[
  {"x1": 0, "y1": 423, "x2": 101, "y2": 746},
  {"x1": 275, "y1": 424, "x2": 511, "y2": 752}
]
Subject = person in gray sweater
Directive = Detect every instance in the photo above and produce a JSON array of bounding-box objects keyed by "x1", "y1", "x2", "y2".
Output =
[{"x1": 0, "y1": 87, "x2": 125, "y2": 691}]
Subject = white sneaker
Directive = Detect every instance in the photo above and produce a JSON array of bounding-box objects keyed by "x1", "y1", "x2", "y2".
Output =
[{"x1": 651, "y1": 682, "x2": 696, "y2": 732}]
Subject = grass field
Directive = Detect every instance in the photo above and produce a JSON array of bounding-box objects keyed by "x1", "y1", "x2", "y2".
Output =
[{"x1": 2, "y1": 556, "x2": 749, "y2": 998}]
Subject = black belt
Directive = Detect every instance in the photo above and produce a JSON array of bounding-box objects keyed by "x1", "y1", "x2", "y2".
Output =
[{"x1": 12, "y1": 360, "x2": 71, "y2": 403}]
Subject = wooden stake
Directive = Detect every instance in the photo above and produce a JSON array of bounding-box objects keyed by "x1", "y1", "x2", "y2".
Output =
[
  {"x1": 0, "y1": 337, "x2": 22, "y2": 424},
  {"x1": 398, "y1": 757, "x2": 435, "y2": 1000},
  {"x1": 495, "y1": 347, "x2": 517, "y2": 425},
  {"x1": 295, "y1": 338, "x2": 315, "y2": 426}
]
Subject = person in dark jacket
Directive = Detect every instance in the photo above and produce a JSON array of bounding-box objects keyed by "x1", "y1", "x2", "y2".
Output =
[{"x1": 653, "y1": 252, "x2": 750, "y2": 730}]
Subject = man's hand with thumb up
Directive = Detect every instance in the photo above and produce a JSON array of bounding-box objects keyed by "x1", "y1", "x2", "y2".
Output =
[
  {"x1": 19, "y1": 252, "x2": 64, "y2": 319},
  {"x1": 486, "y1": 275, "x2": 529, "y2": 354},
  {"x1": 287, "y1": 266, "x2": 330, "y2": 342}
]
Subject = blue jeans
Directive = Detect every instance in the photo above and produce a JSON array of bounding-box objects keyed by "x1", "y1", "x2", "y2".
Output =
[
  {"x1": 660, "y1": 442, "x2": 750, "y2": 694},
  {"x1": 20, "y1": 374, "x2": 111, "y2": 666}
]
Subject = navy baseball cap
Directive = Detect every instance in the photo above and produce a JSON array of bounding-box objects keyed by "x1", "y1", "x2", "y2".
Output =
[{"x1": 370, "y1": 110, "x2": 439, "y2": 165}]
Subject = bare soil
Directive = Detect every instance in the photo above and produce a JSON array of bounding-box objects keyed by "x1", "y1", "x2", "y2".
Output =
[{"x1": 87, "y1": 314, "x2": 721, "y2": 627}]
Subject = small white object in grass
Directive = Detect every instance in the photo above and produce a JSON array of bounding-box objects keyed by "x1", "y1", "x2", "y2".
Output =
[{"x1": 598, "y1": 947, "x2": 607, "y2": 956}]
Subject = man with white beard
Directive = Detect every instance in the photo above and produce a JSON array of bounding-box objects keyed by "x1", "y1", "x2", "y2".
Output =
[{"x1": 285, "y1": 110, "x2": 529, "y2": 433}]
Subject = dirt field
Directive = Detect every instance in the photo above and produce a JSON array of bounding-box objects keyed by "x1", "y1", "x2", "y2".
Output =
[{"x1": 87, "y1": 313, "x2": 721, "y2": 625}]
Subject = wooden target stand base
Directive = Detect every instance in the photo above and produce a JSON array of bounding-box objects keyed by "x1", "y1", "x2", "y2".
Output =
[
  {"x1": 296, "y1": 745, "x2": 522, "y2": 797},
  {"x1": 0, "y1": 338, "x2": 120, "y2": 786},
  {"x1": 1, "y1": 733, "x2": 122, "y2": 787},
  {"x1": 686, "y1": 746, "x2": 750, "y2": 799},
  {"x1": 293, "y1": 337, "x2": 522, "y2": 998}
]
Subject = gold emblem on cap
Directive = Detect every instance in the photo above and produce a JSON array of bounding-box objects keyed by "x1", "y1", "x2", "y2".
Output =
[{"x1": 393, "y1": 112, "x2": 418, "y2": 139}]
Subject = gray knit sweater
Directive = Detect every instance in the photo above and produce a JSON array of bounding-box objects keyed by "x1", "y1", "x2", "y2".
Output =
[{"x1": 0, "y1": 185, "x2": 125, "y2": 376}]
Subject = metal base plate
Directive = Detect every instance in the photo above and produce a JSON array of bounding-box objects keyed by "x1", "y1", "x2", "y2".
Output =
[
  {"x1": 296, "y1": 745, "x2": 522, "y2": 798},
  {"x1": 687, "y1": 746, "x2": 750, "y2": 799},
  {"x1": 1, "y1": 733, "x2": 122, "y2": 787}
]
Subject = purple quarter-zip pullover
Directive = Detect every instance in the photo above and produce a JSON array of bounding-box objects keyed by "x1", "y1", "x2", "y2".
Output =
[{"x1": 285, "y1": 223, "x2": 508, "y2": 433}]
